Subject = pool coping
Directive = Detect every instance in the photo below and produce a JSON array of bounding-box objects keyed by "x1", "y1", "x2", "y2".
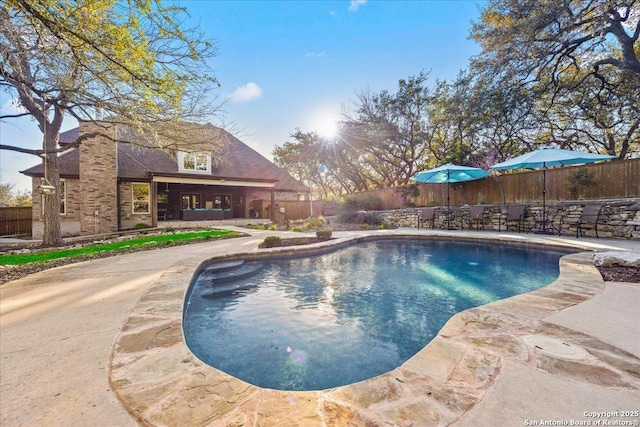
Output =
[{"x1": 108, "y1": 233, "x2": 640, "y2": 426}]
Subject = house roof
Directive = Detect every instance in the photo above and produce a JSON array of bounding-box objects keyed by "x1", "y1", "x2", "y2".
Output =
[{"x1": 22, "y1": 126, "x2": 308, "y2": 193}]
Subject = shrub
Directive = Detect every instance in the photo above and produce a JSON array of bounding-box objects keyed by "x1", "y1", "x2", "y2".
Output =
[
  {"x1": 316, "y1": 228, "x2": 333, "y2": 240},
  {"x1": 378, "y1": 221, "x2": 390, "y2": 229},
  {"x1": 262, "y1": 236, "x2": 281, "y2": 248},
  {"x1": 566, "y1": 168, "x2": 596, "y2": 199},
  {"x1": 268, "y1": 224, "x2": 278, "y2": 231},
  {"x1": 291, "y1": 226, "x2": 303, "y2": 232},
  {"x1": 341, "y1": 193, "x2": 384, "y2": 212},
  {"x1": 306, "y1": 216, "x2": 325, "y2": 228},
  {"x1": 359, "y1": 211, "x2": 384, "y2": 225},
  {"x1": 134, "y1": 223, "x2": 151, "y2": 230}
]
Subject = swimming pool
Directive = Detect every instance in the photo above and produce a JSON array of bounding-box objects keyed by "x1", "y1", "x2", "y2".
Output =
[{"x1": 183, "y1": 239, "x2": 572, "y2": 391}]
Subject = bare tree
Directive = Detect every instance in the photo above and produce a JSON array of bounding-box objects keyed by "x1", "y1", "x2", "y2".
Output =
[{"x1": 0, "y1": 0, "x2": 222, "y2": 246}]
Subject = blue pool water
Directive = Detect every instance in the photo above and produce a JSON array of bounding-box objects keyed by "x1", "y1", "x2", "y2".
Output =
[{"x1": 183, "y1": 239, "x2": 571, "y2": 391}]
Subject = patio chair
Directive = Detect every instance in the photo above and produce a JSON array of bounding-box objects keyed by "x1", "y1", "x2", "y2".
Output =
[
  {"x1": 575, "y1": 204, "x2": 605, "y2": 238},
  {"x1": 417, "y1": 207, "x2": 436, "y2": 229},
  {"x1": 466, "y1": 205, "x2": 485, "y2": 231},
  {"x1": 498, "y1": 204, "x2": 527, "y2": 232}
]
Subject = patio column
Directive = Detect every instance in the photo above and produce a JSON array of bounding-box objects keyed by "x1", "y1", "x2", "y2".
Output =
[{"x1": 270, "y1": 189, "x2": 275, "y2": 223}]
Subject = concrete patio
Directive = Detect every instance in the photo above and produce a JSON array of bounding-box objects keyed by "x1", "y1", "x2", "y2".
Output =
[{"x1": 1, "y1": 228, "x2": 638, "y2": 426}]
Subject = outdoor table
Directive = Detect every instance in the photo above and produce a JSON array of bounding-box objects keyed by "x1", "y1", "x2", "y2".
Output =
[
  {"x1": 440, "y1": 207, "x2": 460, "y2": 230},
  {"x1": 532, "y1": 207, "x2": 564, "y2": 235}
]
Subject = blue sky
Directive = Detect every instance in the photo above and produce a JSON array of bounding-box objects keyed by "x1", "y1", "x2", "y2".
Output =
[{"x1": 0, "y1": 0, "x2": 484, "y2": 191}]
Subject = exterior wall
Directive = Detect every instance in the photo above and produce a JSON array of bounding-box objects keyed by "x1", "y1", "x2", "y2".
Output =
[
  {"x1": 245, "y1": 188, "x2": 271, "y2": 218},
  {"x1": 78, "y1": 121, "x2": 119, "y2": 235},
  {"x1": 31, "y1": 176, "x2": 81, "y2": 239},
  {"x1": 275, "y1": 191, "x2": 303, "y2": 201},
  {"x1": 119, "y1": 181, "x2": 153, "y2": 230}
]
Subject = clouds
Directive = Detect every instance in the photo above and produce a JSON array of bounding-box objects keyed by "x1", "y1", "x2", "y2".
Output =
[
  {"x1": 348, "y1": 0, "x2": 367, "y2": 13},
  {"x1": 231, "y1": 82, "x2": 262, "y2": 102}
]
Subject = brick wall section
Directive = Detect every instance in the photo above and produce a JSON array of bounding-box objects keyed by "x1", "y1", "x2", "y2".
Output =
[
  {"x1": 78, "y1": 121, "x2": 118, "y2": 235},
  {"x1": 31, "y1": 177, "x2": 83, "y2": 238},
  {"x1": 379, "y1": 198, "x2": 640, "y2": 239}
]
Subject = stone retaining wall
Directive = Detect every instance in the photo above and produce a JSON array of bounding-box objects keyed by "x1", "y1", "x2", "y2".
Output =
[{"x1": 378, "y1": 198, "x2": 640, "y2": 239}]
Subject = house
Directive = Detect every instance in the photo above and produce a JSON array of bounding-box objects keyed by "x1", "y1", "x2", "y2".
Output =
[{"x1": 22, "y1": 121, "x2": 309, "y2": 238}]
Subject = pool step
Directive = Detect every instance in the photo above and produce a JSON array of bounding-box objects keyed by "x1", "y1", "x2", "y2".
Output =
[
  {"x1": 200, "y1": 283, "x2": 258, "y2": 299},
  {"x1": 198, "y1": 261, "x2": 264, "y2": 285},
  {"x1": 200, "y1": 260, "x2": 245, "y2": 273}
]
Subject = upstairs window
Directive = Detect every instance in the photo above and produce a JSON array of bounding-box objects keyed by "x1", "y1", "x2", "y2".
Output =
[{"x1": 178, "y1": 151, "x2": 211, "y2": 174}]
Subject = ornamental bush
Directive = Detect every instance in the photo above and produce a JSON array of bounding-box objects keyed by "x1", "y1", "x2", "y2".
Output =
[
  {"x1": 262, "y1": 236, "x2": 281, "y2": 248},
  {"x1": 316, "y1": 228, "x2": 333, "y2": 240}
]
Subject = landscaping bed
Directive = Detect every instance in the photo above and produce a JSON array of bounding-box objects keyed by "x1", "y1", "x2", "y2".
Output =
[{"x1": 0, "y1": 229, "x2": 243, "y2": 285}]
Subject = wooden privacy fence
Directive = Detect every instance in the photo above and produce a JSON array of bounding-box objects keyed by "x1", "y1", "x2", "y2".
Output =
[
  {"x1": 0, "y1": 207, "x2": 32, "y2": 236},
  {"x1": 353, "y1": 158, "x2": 640, "y2": 210},
  {"x1": 252, "y1": 200, "x2": 316, "y2": 222}
]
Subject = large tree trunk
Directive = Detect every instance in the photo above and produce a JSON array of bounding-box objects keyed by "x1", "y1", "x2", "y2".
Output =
[{"x1": 41, "y1": 123, "x2": 63, "y2": 247}]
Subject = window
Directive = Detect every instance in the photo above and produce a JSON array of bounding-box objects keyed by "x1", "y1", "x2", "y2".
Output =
[
  {"x1": 214, "y1": 195, "x2": 231, "y2": 209},
  {"x1": 60, "y1": 180, "x2": 66, "y2": 214},
  {"x1": 132, "y1": 183, "x2": 150, "y2": 214},
  {"x1": 181, "y1": 193, "x2": 201, "y2": 210},
  {"x1": 178, "y1": 151, "x2": 211, "y2": 173}
]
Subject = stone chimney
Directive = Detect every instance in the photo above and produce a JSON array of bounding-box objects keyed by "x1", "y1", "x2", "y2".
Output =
[{"x1": 78, "y1": 121, "x2": 118, "y2": 235}]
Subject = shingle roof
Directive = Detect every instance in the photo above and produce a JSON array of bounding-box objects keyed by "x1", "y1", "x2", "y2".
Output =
[{"x1": 21, "y1": 126, "x2": 307, "y2": 193}]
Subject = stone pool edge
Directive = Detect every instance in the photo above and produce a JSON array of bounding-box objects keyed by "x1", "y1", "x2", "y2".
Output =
[{"x1": 108, "y1": 234, "x2": 640, "y2": 427}]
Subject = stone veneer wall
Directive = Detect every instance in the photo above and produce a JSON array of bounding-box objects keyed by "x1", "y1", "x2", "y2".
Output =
[
  {"x1": 379, "y1": 198, "x2": 640, "y2": 239},
  {"x1": 78, "y1": 121, "x2": 118, "y2": 235}
]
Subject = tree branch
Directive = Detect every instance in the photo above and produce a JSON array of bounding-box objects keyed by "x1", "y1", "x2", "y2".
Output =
[{"x1": 0, "y1": 144, "x2": 43, "y2": 156}]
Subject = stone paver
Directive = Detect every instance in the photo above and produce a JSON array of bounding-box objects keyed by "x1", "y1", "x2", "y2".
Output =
[{"x1": 1, "y1": 228, "x2": 639, "y2": 426}]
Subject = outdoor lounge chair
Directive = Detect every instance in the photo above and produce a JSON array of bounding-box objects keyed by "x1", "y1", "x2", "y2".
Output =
[
  {"x1": 498, "y1": 204, "x2": 526, "y2": 232},
  {"x1": 466, "y1": 205, "x2": 485, "y2": 231},
  {"x1": 417, "y1": 207, "x2": 436, "y2": 229},
  {"x1": 575, "y1": 204, "x2": 605, "y2": 238}
]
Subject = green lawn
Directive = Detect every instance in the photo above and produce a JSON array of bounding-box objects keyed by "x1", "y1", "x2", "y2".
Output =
[{"x1": 0, "y1": 229, "x2": 240, "y2": 265}]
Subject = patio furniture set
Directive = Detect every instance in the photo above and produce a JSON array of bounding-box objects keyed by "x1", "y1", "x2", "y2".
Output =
[
  {"x1": 416, "y1": 203, "x2": 607, "y2": 238},
  {"x1": 412, "y1": 147, "x2": 617, "y2": 239}
]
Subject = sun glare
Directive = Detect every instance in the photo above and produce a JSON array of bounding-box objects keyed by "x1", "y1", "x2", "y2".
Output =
[{"x1": 316, "y1": 116, "x2": 338, "y2": 139}]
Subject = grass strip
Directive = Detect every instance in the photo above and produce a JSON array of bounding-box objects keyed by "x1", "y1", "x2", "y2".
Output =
[{"x1": 0, "y1": 229, "x2": 240, "y2": 265}]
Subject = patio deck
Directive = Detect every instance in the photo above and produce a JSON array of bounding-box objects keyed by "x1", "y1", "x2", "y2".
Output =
[{"x1": 1, "y1": 228, "x2": 638, "y2": 426}]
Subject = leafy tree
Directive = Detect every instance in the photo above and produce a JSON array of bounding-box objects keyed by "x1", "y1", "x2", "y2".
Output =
[
  {"x1": 471, "y1": 0, "x2": 640, "y2": 88},
  {"x1": 0, "y1": 182, "x2": 31, "y2": 207},
  {"x1": 471, "y1": 0, "x2": 639, "y2": 159},
  {"x1": 342, "y1": 72, "x2": 435, "y2": 187},
  {"x1": 0, "y1": 0, "x2": 221, "y2": 246}
]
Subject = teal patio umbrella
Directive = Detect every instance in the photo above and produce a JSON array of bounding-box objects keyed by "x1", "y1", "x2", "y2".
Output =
[
  {"x1": 413, "y1": 163, "x2": 490, "y2": 228},
  {"x1": 491, "y1": 147, "x2": 616, "y2": 233}
]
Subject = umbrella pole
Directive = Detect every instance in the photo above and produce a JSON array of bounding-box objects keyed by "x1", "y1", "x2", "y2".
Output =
[
  {"x1": 535, "y1": 166, "x2": 551, "y2": 234},
  {"x1": 543, "y1": 167, "x2": 547, "y2": 232},
  {"x1": 447, "y1": 182, "x2": 450, "y2": 229}
]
